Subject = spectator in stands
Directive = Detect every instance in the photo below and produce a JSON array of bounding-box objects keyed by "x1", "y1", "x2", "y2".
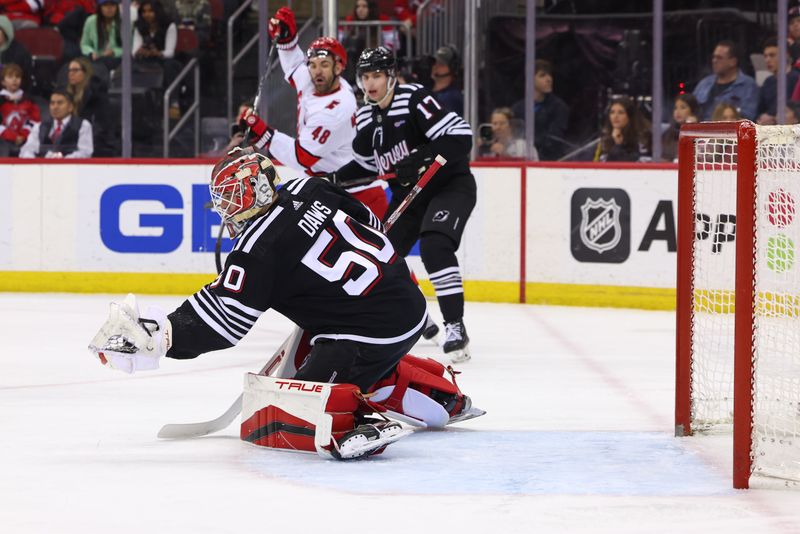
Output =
[
  {"x1": 0, "y1": 62, "x2": 39, "y2": 156},
  {"x1": 341, "y1": 0, "x2": 397, "y2": 50},
  {"x1": 339, "y1": 0, "x2": 397, "y2": 83},
  {"x1": 46, "y1": 0, "x2": 96, "y2": 62},
  {"x1": 174, "y1": 0, "x2": 211, "y2": 48},
  {"x1": 692, "y1": 40, "x2": 758, "y2": 121},
  {"x1": 392, "y1": 0, "x2": 419, "y2": 58},
  {"x1": 133, "y1": 0, "x2": 181, "y2": 116},
  {"x1": 477, "y1": 107, "x2": 531, "y2": 160},
  {"x1": 661, "y1": 93, "x2": 699, "y2": 162},
  {"x1": 0, "y1": 15, "x2": 32, "y2": 91},
  {"x1": 133, "y1": 0, "x2": 176, "y2": 62},
  {"x1": 431, "y1": 44, "x2": 463, "y2": 115},
  {"x1": 20, "y1": 87, "x2": 93, "y2": 158},
  {"x1": 757, "y1": 36, "x2": 800, "y2": 125},
  {"x1": 81, "y1": 0, "x2": 123, "y2": 71},
  {"x1": 594, "y1": 96, "x2": 651, "y2": 162},
  {"x1": 65, "y1": 57, "x2": 111, "y2": 154},
  {"x1": 788, "y1": 7, "x2": 800, "y2": 68},
  {"x1": 512, "y1": 59, "x2": 569, "y2": 161},
  {"x1": 711, "y1": 102, "x2": 741, "y2": 121},
  {"x1": 0, "y1": 0, "x2": 41, "y2": 29}
]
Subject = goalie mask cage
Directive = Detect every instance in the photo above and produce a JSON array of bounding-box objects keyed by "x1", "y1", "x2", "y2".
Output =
[{"x1": 676, "y1": 120, "x2": 800, "y2": 489}]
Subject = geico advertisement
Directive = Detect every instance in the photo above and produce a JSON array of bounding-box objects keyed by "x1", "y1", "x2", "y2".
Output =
[
  {"x1": 528, "y1": 166, "x2": 698, "y2": 288},
  {"x1": 78, "y1": 164, "x2": 313, "y2": 272},
  {"x1": 78, "y1": 165, "x2": 223, "y2": 272}
]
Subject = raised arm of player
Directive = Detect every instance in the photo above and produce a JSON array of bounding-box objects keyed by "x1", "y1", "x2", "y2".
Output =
[
  {"x1": 166, "y1": 250, "x2": 276, "y2": 360},
  {"x1": 269, "y1": 6, "x2": 312, "y2": 94}
]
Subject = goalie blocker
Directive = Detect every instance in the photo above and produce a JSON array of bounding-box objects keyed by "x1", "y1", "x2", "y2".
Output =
[{"x1": 241, "y1": 354, "x2": 480, "y2": 459}]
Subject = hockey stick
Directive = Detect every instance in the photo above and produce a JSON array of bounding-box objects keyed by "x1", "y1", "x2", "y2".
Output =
[
  {"x1": 158, "y1": 155, "x2": 447, "y2": 439},
  {"x1": 213, "y1": 45, "x2": 278, "y2": 275},
  {"x1": 157, "y1": 325, "x2": 302, "y2": 439}
]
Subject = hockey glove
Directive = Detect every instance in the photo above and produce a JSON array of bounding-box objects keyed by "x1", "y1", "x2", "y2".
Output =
[
  {"x1": 88, "y1": 294, "x2": 172, "y2": 374},
  {"x1": 268, "y1": 7, "x2": 297, "y2": 49},
  {"x1": 239, "y1": 109, "x2": 275, "y2": 150},
  {"x1": 395, "y1": 146, "x2": 434, "y2": 187}
]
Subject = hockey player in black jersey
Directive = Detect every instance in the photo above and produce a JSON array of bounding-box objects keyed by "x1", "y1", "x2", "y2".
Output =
[
  {"x1": 175, "y1": 148, "x2": 427, "y2": 389},
  {"x1": 329, "y1": 47, "x2": 475, "y2": 363}
]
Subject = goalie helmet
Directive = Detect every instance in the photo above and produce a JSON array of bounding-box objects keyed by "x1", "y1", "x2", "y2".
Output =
[
  {"x1": 355, "y1": 46, "x2": 397, "y2": 106},
  {"x1": 210, "y1": 147, "x2": 281, "y2": 237},
  {"x1": 306, "y1": 37, "x2": 347, "y2": 68}
]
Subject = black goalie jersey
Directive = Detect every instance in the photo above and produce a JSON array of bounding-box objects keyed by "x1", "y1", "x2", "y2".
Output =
[
  {"x1": 336, "y1": 83, "x2": 474, "y2": 195},
  {"x1": 166, "y1": 177, "x2": 427, "y2": 360}
]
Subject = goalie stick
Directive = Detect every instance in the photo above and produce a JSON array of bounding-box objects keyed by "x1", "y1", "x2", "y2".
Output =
[{"x1": 157, "y1": 155, "x2": 448, "y2": 439}]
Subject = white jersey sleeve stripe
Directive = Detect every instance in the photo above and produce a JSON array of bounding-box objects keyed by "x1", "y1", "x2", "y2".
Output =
[
  {"x1": 199, "y1": 288, "x2": 255, "y2": 330},
  {"x1": 189, "y1": 295, "x2": 240, "y2": 345},
  {"x1": 426, "y1": 112, "x2": 460, "y2": 138},
  {"x1": 219, "y1": 296, "x2": 265, "y2": 319},
  {"x1": 354, "y1": 152, "x2": 378, "y2": 172},
  {"x1": 196, "y1": 290, "x2": 250, "y2": 337}
]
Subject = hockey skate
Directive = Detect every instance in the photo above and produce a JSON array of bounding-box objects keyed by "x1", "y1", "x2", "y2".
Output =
[
  {"x1": 443, "y1": 319, "x2": 470, "y2": 363},
  {"x1": 331, "y1": 421, "x2": 411, "y2": 460},
  {"x1": 446, "y1": 394, "x2": 486, "y2": 424},
  {"x1": 422, "y1": 315, "x2": 441, "y2": 344}
]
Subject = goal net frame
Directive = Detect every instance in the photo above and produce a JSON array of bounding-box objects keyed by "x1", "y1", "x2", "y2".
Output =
[{"x1": 675, "y1": 120, "x2": 797, "y2": 490}]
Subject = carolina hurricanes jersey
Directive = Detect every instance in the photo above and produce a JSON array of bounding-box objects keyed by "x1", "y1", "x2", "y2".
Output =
[
  {"x1": 166, "y1": 177, "x2": 427, "y2": 360},
  {"x1": 269, "y1": 45, "x2": 359, "y2": 176},
  {"x1": 335, "y1": 83, "x2": 473, "y2": 194}
]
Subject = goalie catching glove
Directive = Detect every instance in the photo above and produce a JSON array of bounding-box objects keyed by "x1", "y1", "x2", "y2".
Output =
[
  {"x1": 88, "y1": 294, "x2": 172, "y2": 374},
  {"x1": 239, "y1": 109, "x2": 274, "y2": 150}
]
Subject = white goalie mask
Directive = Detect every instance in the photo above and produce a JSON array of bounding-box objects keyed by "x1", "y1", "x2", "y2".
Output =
[{"x1": 210, "y1": 147, "x2": 281, "y2": 237}]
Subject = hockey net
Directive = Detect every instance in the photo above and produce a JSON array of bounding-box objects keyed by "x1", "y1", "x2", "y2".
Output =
[{"x1": 676, "y1": 121, "x2": 800, "y2": 489}]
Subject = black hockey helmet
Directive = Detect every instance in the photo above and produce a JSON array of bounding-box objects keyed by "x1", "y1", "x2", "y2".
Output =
[{"x1": 356, "y1": 46, "x2": 397, "y2": 79}]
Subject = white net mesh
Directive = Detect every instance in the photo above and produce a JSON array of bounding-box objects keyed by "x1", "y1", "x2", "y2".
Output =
[
  {"x1": 689, "y1": 125, "x2": 800, "y2": 482},
  {"x1": 752, "y1": 125, "x2": 800, "y2": 481},
  {"x1": 690, "y1": 137, "x2": 738, "y2": 431}
]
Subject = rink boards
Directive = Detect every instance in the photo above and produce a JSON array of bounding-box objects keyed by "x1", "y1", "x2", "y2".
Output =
[{"x1": 0, "y1": 160, "x2": 681, "y2": 308}]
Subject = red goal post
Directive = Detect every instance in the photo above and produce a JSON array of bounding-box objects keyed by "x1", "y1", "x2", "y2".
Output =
[{"x1": 676, "y1": 120, "x2": 800, "y2": 489}]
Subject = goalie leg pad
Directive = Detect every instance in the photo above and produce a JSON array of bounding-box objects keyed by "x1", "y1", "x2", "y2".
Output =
[
  {"x1": 240, "y1": 374, "x2": 406, "y2": 459},
  {"x1": 369, "y1": 354, "x2": 470, "y2": 427}
]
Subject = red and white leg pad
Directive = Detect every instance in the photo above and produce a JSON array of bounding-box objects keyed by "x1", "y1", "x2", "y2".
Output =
[
  {"x1": 240, "y1": 374, "x2": 408, "y2": 459},
  {"x1": 368, "y1": 355, "x2": 471, "y2": 428}
]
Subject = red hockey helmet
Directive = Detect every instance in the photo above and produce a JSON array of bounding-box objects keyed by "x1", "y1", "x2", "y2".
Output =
[
  {"x1": 210, "y1": 147, "x2": 281, "y2": 237},
  {"x1": 306, "y1": 37, "x2": 347, "y2": 69}
]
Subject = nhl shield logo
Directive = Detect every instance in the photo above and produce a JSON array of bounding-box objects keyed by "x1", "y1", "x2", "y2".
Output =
[
  {"x1": 570, "y1": 188, "x2": 630, "y2": 263},
  {"x1": 579, "y1": 198, "x2": 621, "y2": 253}
]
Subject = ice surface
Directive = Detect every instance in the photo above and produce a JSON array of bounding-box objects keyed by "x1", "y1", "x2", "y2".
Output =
[{"x1": 1, "y1": 293, "x2": 800, "y2": 533}]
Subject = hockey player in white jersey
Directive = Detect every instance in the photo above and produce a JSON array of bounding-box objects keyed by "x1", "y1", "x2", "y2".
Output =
[
  {"x1": 240, "y1": 6, "x2": 388, "y2": 219},
  {"x1": 244, "y1": 7, "x2": 440, "y2": 342}
]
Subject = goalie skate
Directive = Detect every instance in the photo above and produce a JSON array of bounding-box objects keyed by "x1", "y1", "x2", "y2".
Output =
[
  {"x1": 331, "y1": 421, "x2": 411, "y2": 460},
  {"x1": 447, "y1": 396, "x2": 486, "y2": 424}
]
